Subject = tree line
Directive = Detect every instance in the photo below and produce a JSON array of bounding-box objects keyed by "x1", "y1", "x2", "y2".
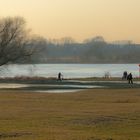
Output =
[
  {"x1": 31, "y1": 36, "x2": 140, "y2": 63},
  {"x1": 0, "y1": 16, "x2": 140, "y2": 65}
]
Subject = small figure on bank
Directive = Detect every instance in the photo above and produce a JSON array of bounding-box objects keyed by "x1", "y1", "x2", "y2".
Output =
[
  {"x1": 122, "y1": 71, "x2": 127, "y2": 80},
  {"x1": 127, "y1": 73, "x2": 133, "y2": 84},
  {"x1": 58, "y1": 72, "x2": 62, "y2": 81}
]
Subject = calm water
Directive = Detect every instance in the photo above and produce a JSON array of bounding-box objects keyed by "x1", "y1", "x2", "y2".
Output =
[{"x1": 0, "y1": 64, "x2": 139, "y2": 78}]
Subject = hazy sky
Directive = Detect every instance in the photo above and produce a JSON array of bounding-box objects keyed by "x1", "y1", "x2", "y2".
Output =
[{"x1": 0, "y1": 0, "x2": 140, "y2": 42}]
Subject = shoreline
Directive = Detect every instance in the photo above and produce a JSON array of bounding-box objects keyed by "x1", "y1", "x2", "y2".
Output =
[{"x1": 0, "y1": 77, "x2": 140, "y2": 92}]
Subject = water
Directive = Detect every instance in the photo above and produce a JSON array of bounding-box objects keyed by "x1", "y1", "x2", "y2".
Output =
[
  {"x1": 34, "y1": 89, "x2": 82, "y2": 93},
  {"x1": 0, "y1": 64, "x2": 139, "y2": 78},
  {"x1": 0, "y1": 83, "x2": 104, "y2": 89},
  {"x1": 0, "y1": 83, "x2": 29, "y2": 89}
]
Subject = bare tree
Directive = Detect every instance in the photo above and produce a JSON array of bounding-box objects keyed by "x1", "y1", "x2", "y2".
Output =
[{"x1": 0, "y1": 17, "x2": 34, "y2": 66}]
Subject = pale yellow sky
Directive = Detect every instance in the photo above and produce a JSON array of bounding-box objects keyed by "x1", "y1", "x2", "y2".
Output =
[{"x1": 0, "y1": 0, "x2": 140, "y2": 42}]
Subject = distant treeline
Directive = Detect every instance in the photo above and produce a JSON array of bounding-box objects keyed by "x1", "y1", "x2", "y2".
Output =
[{"x1": 29, "y1": 36, "x2": 140, "y2": 64}]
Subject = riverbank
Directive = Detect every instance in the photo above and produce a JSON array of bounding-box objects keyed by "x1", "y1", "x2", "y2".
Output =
[
  {"x1": 0, "y1": 77, "x2": 140, "y2": 139},
  {"x1": 0, "y1": 88, "x2": 140, "y2": 140},
  {"x1": 0, "y1": 77, "x2": 140, "y2": 92}
]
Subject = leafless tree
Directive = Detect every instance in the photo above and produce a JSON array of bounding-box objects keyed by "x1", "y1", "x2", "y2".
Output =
[{"x1": 0, "y1": 17, "x2": 34, "y2": 66}]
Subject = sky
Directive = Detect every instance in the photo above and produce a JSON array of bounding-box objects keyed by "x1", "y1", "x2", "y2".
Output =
[{"x1": 0, "y1": 0, "x2": 140, "y2": 43}]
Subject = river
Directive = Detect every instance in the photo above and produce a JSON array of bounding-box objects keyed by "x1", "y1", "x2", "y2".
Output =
[{"x1": 0, "y1": 64, "x2": 139, "y2": 78}]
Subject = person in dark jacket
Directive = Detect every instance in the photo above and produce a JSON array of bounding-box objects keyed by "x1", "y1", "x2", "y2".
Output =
[
  {"x1": 127, "y1": 73, "x2": 133, "y2": 84},
  {"x1": 122, "y1": 71, "x2": 127, "y2": 80},
  {"x1": 58, "y1": 72, "x2": 62, "y2": 81}
]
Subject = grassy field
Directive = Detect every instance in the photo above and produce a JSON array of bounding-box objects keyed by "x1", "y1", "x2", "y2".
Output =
[{"x1": 0, "y1": 89, "x2": 140, "y2": 140}]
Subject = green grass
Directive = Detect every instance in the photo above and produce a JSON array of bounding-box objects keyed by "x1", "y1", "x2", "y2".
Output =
[{"x1": 0, "y1": 89, "x2": 140, "y2": 140}]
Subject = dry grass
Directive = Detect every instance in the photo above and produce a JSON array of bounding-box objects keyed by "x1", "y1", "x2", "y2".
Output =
[{"x1": 0, "y1": 89, "x2": 140, "y2": 140}]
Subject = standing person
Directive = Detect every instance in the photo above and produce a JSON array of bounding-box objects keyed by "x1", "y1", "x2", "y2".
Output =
[
  {"x1": 58, "y1": 72, "x2": 62, "y2": 81},
  {"x1": 127, "y1": 73, "x2": 133, "y2": 84},
  {"x1": 122, "y1": 71, "x2": 127, "y2": 80}
]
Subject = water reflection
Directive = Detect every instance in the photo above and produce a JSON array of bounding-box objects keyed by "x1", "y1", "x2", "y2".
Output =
[
  {"x1": 0, "y1": 83, "x2": 29, "y2": 89},
  {"x1": 0, "y1": 83, "x2": 104, "y2": 93},
  {"x1": 34, "y1": 89, "x2": 82, "y2": 93}
]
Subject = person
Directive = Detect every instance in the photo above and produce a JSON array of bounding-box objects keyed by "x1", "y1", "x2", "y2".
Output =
[
  {"x1": 127, "y1": 73, "x2": 133, "y2": 84},
  {"x1": 122, "y1": 71, "x2": 127, "y2": 80},
  {"x1": 58, "y1": 72, "x2": 62, "y2": 81}
]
